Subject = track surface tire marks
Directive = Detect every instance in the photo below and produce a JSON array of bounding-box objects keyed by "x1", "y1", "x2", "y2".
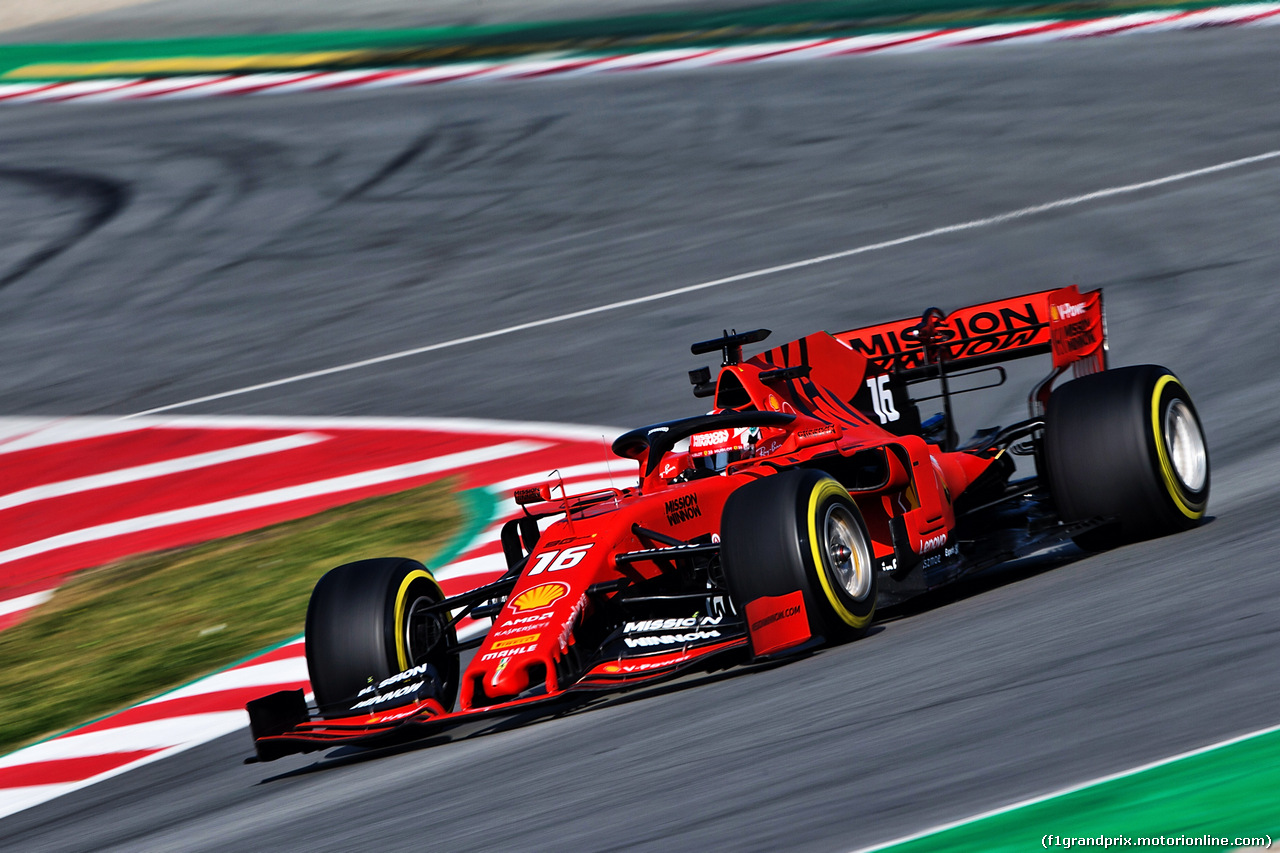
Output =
[{"x1": 0, "y1": 27, "x2": 1279, "y2": 853}]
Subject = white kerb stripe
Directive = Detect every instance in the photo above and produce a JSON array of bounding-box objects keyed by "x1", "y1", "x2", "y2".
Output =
[
  {"x1": 0, "y1": 711, "x2": 248, "y2": 767},
  {"x1": 0, "y1": 589, "x2": 55, "y2": 618},
  {"x1": 0, "y1": 439, "x2": 546, "y2": 568},
  {"x1": 151, "y1": 657, "x2": 310, "y2": 704},
  {"x1": 0, "y1": 433, "x2": 328, "y2": 512}
]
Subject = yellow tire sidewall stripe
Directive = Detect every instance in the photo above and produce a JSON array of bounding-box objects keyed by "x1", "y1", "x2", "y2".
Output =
[
  {"x1": 393, "y1": 568, "x2": 443, "y2": 671},
  {"x1": 807, "y1": 478, "x2": 874, "y2": 629},
  {"x1": 1150, "y1": 374, "x2": 1204, "y2": 520}
]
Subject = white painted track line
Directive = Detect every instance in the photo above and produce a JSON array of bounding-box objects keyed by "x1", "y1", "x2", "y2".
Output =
[
  {"x1": 847, "y1": 721, "x2": 1280, "y2": 852},
  {"x1": 122, "y1": 148, "x2": 1280, "y2": 418}
]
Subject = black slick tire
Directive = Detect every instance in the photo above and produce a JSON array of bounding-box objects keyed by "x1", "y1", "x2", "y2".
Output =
[
  {"x1": 1044, "y1": 365, "x2": 1209, "y2": 549},
  {"x1": 305, "y1": 557, "x2": 459, "y2": 717},
  {"x1": 720, "y1": 469, "x2": 876, "y2": 645}
]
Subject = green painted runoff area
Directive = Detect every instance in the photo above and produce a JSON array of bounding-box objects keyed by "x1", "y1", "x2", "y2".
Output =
[
  {"x1": 0, "y1": 0, "x2": 1265, "y2": 79},
  {"x1": 874, "y1": 727, "x2": 1280, "y2": 852}
]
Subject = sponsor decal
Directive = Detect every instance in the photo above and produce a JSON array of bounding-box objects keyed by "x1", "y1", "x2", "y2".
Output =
[
  {"x1": 767, "y1": 393, "x2": 781, "y2": 411},
  {"x1": 1056, "y1": 318, "x2": 1097, "y2": 353},
  {"x1": 755, "y1": 437, "x2": 785, "y2": 457},
  {"x1": 559, "y1": 593, "x2": 587, "y2": 652},
  {"x1": 370, "y1": 707, "x2": 423, "y2": 724},
  {"x1": 923, "y1": 542, "x2": 961, "y2": 569},
  {"x1": 917, "y1": 532, "x2": 947, "y2": 553},
  {"x1": 744, "y1": 591, "x2": 810, "y2": 656},
  {"x1": 1048, "y1": 287, "x2": 1102, "y2": 367},
  {"x1": 540, "y1": 536, "x2": 585, "y2": 550},
  {"x1": 624, "y1": 616, "x2": 723, "y2": 633},
  {"x1": 492, "y1": 611, "x2": 555, "y2": 636},
  {"x1": 665, "y1": 493, "x2": 702, "y2": 526},
  {"x1": 625, "y1": 630, "x2": 721, "y2": 648},
  {"x1": 846, "y1": 300, "x2": 1044, "y2": 370},
  {"x1": 1050, "y1": 301, "x2": 1087, "y2": 321},
  {"x1": 352, "y1": 680, "x2": 423, "y2": 710},
  {"x1": 691, "y1": 427, "x2": 759, "y2": 458},
  {"x1": 480, "y1": 644, "x2": 537, "y2": 662},
  {"x1": 660, "y1": 460, "x2": 682, "y2": 479},
  {"x1": 357, "y1": 664, "x2": 432, "y2": 698},
  {"x1": 613, "y1": 658, "x2": 683, "y2": 674},
  {"x1": 751, "y1": 605, "x2": 801, "y2": 633},
  {"x1": 691, "y1": 429, "x2": 731, "y2": 449},
  {"x1": 491, "y1": 633, "x2": 541, "y2": 650},
  {"x1": 930, "y1": 455, "x2": 952, "y2": 506},
  {"x1": 509, "y1": 582, "x2": 569, "y2": 612}
]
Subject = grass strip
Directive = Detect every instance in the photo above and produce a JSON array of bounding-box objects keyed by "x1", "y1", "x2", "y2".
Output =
[
  {"x1": 0, "y1": 479, "x2": 466, "y2": 756},
  {"x1": 0, "y1": 0, "x2": 1264, "y2": 79}
]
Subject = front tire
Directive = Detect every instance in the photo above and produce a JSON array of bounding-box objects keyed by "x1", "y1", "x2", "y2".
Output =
[
  {"x1": 305, "y1": 557, "x2": 459, "y2": 717},
  {"x1": 721, "y1": 469, "x2": 877, "y2": 646},
  {"x1": 1044, "y1": 365, "x2": 1209, "y2": 549}
]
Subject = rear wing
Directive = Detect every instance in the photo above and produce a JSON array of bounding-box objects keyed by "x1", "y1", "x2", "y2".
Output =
[{"x1": 833, "y1": 286, "x2": 1107, "y2": 377}]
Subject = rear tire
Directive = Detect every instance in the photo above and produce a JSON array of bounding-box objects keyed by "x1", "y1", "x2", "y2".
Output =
[
  {"x1": 305, "y1": 557, "x2": 459, "y2": 716},
  {"x1": 720, "y1": 469, "x2": 876, "y2": 645},
  {"x1": 1044, "y1": 365, "x2": 1209, "y2": 549}
]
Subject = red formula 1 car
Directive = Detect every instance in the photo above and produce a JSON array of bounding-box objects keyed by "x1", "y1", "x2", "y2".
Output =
[{"x1": 247, "y1": 286, "x2": 1210, "y2": 761}]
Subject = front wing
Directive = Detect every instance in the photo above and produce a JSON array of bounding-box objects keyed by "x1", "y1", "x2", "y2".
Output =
[{"x1": 247, "y1": 637, "x2": 748, "y2": 762}]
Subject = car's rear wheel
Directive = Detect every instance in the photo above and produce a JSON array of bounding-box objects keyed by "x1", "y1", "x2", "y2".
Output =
[
  {"x1": 720, "y1": 469, "x2": 876, "y2": 650},
  {"x1": 1044, "y1": 365, "x2": 1209, "y2": 550},
  {"x1": 305, "y1": 557, "x2": 459, "y2": 717}
]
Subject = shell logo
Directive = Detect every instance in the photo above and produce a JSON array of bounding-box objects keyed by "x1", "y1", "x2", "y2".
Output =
[
  {"x1": 767, "y1": 394, "x2": 781, "y2": 412},
  {"x1": 509, "y1": 582, "x2": 569, "y2": 613}
]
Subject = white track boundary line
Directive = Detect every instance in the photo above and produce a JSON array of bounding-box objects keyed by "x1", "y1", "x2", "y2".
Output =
[
  {"x1": 121, "y1": 148, "x2": 1280, "y2": 418},
  {"x1": 848, "y1": 721, "x2": 1280, "y2": 852}
]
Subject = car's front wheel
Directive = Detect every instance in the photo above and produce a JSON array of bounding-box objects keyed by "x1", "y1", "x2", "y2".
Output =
[
  {"x1": 305, "y1": 557, "x2": 458, "y2": 717},
  {"x1": 720, "y1": 469, "x2": 877, "y2": 653}
]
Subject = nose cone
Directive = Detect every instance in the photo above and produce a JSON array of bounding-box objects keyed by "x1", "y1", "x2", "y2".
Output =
[{"x1": 487, "y1": 656, "x2": 531, "y2": 697}]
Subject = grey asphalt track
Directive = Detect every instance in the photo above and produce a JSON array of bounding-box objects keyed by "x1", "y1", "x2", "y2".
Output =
[{"x1": 1, "y1": 26, "x2": 1279, "y2": 852}]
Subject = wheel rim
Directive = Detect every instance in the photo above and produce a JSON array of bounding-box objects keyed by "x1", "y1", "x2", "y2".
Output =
[
  {"x1": 403, "y1": 595, "x2": 446, "y2": 668},
  {"x1": 1163, "y1": 399, "x2": 1207, "y2": 493},
  {"x1": 823, "y1": 503, "x2": 872, "y2": 601}
]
